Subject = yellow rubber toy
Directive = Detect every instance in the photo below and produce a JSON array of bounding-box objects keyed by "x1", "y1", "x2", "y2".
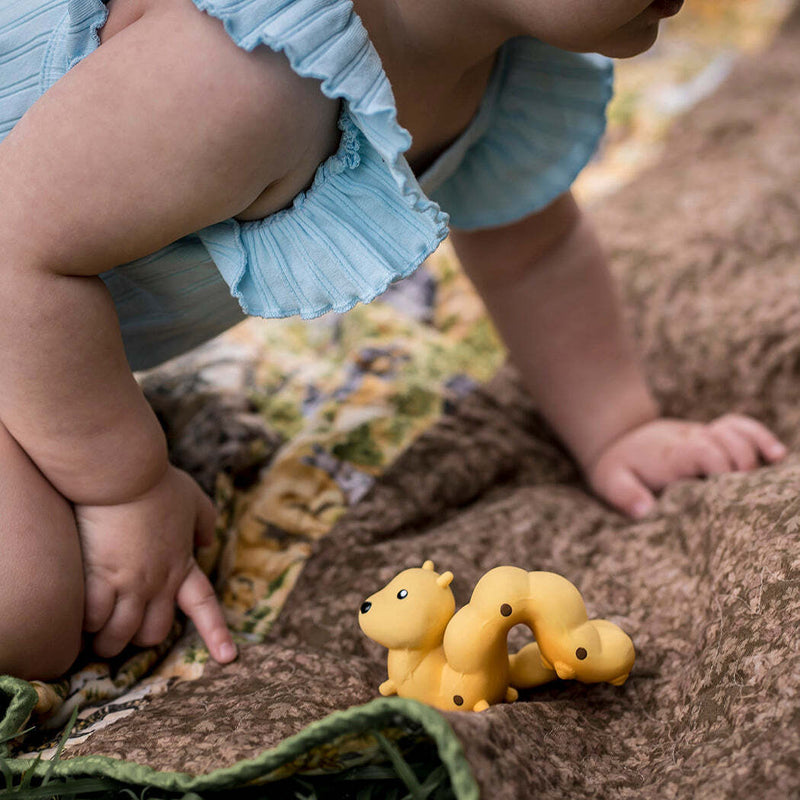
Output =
[{"x1": 358, "y1": 561, "x2": 635, "y2": 712}]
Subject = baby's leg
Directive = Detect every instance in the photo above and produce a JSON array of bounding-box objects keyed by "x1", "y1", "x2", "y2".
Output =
[
  {"x1": 0, "y1": 0, "x2": 339, "y2": 667},
  {"x1": 0, "y1": 422, "x2": 84, "y2": 680}
]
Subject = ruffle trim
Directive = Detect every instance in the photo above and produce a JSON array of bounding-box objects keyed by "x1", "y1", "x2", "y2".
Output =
[
  {"x1": 42, "y1": 1, "x2": 610, "y2": 318},
  {"x1": 43, "y1": 0, "x2": 449, "y2": 321},
  {"x1": 428, "y1": 38, "x2": 614, "y2": 230},
  {"x1": 39, "y1": 0, "x2": 109, "y2": 95},
  {"x1": 197, "y1": 110, "x2": 446, "y2": 319},
  {"x1": 189, "y1": 0, "x2": 451, "y2": 319}
]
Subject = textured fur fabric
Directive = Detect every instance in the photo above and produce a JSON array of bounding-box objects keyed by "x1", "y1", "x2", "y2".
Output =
[{"x1": 67, "y1": 7, "x2": 800, "y2": 797}]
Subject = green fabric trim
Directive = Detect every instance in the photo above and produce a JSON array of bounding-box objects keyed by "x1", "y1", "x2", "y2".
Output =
[
  {"x1": 3, "y1": 696, "x2": 479, "y2": 799},
  {"x1": 0, "y1": 677, "x2": 38, "y2": 756}
]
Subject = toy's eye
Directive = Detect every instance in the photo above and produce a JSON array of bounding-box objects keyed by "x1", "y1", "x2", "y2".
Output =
[
  {"x1": 397, "y1": 589, "x2": 408, "y2": 599},
  {"x1": 575, "y1": 647, "x2": 588, "y2": 660}
]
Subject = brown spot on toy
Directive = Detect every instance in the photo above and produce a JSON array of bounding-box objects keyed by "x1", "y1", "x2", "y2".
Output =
[
  {"x1": 576, "y1": 647, "x2": 588, "y2": 660},
  {"x1": 500, "y1": 603, "x2": 512, "y2": 617},
  {"x1": 453, "y1": 695, "x2": 464, "y2": 706}
]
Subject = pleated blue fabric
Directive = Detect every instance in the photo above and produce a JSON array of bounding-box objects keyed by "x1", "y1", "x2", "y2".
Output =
[
  {"x1": 188, "y1": 0, "x2": 452, "y2": 321},
  {"x1": 0, "y1": 0, "x2": 68, "y2": 139},
  {"x1": 1, "y1": 0, "x2": 249, "y2": 369},
  {"x1": 422, "y1": 39, "x2": 613, "y2": 229},
  {"x1": 0, "y1": 0, "x2": 612, "y2": 370}
]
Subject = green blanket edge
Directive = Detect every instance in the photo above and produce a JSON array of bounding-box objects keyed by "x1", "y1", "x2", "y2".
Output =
[
  {"x1": 0, "y1": 677, "x2": 37, "y2": 752},
  {"x1": 0, "y1": 676, "x2": 479, "y2": 799}
]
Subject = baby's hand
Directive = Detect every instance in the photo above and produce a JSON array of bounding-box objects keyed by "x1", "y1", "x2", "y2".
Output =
[
  {"x1": 587, "y1": 414, "x2": 787, "y2": 519},
  {"x1": 75, "y1": 465, "x2": 237, "y2": 664}
]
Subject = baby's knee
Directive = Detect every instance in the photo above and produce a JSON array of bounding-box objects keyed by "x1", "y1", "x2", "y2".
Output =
[
  {"x1": 0, "y1": 564, "x2": 84, "y2": 681},
  {"x1": 0, "y1": 422, "x2": 85, "y2": 680}
]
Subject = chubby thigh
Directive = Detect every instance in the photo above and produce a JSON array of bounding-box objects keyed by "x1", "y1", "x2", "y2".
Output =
[
  {"x1": 0, "y1": 0, "x2": 340, "y2": 275},
  {"x1": 0, "y1": 418, "x2": 84, "y2": 681}
]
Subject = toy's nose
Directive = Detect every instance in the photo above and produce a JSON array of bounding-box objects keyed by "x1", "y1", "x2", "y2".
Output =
[{"x1": 360, "y1": 601, "x2": 372, "y2": 614}]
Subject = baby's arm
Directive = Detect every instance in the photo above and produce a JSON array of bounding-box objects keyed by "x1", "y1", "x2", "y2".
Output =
[
  {"x1": 450, "y1": 192, "x2": 786, "y2": 518},
  {"x1": 0, "y1": 2, "x2": 331, "y2": 662}
]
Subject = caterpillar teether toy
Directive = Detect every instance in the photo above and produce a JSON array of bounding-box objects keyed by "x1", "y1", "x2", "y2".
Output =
[{"x1": 358, "y1": 561, "x2": 635, "y2": 712}]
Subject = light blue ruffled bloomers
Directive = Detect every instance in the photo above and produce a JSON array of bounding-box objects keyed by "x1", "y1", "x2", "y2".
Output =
[{"x1": 0, "y1": 0, "x2": 613, "y2": 370}]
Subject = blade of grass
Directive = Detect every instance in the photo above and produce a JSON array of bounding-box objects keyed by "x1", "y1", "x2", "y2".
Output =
[
  {"x1": 0, "y1": 758, "x2": 12, "y2": 791},
  {"x1": 0, "y1": 726, "x2": 34, "y2": 749},
  {"x1": 42, "y1": 706, "x2": 79, "y2": 787},
  {"x1": 372, "y1": 732, "x2": 423, "y2": 799},
  {"x1": 19, "y1": 752, "x2": 43, "y2": 791},
  {"x1": 415, "y1": 766, "x2": 448, "y2": 800},
  {"x1": 340, "y1": 766, "x2": 410, "y2": 782}
]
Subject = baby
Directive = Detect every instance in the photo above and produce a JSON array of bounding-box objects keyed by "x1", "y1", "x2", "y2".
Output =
[{"x1": 0, "y1": 0, "x2": 786, "y2": 681}]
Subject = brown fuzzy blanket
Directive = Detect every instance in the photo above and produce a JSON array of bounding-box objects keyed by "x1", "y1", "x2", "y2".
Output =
[{"x1": 15, "y1": 6, "x2": 800, "y2": 798}]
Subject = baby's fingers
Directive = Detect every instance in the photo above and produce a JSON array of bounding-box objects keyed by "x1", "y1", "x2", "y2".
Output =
[
  {"x1": 706, "y1": 425, "x2": 759, "y2": 472},
  {"x1": 592, "y1": 464, "x2": 655, "y2": 520},
  {"x1": 83, "y1": 574, "x2": 116, "y2": 634},
  {"x1": 709, "y1": 414, "x2": 786, "y2": 464},
  {"x1": 92, "y1": 594, "x2": 145, "y2": 658},
  {"x1": 133, "y1": 594, "x2": 177, "y2": 648},
  {"x1": 176, "y1": 563, "x2": 237, "y2": 664}
]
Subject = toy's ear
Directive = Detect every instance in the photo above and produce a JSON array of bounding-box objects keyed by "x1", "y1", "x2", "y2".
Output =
[
  {"x1": 437, "y1": 571, "x2": 454, "y2": 589},
  {"x1": 422, "y1": 560, "x2": 435, "y2": 571}
]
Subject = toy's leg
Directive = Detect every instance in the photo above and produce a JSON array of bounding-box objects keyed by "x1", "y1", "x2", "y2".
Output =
[
  {"x1": 505, "y1": 687, "x2": 519, "y2": 702},
  {"x1": 472, "y1": 700, "x2": 490, "y2": 712},
  {"x1": 509, "y1": 642, "x2": 558, "y2": 688}
]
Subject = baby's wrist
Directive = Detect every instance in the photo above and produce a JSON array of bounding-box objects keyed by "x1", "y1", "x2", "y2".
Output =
[
  {"x1": 55, "y1": 418, "x2": 170, "y2": 507},
  {"x1": 574, "y1": 390, "x2": 660, "y2": 475}
]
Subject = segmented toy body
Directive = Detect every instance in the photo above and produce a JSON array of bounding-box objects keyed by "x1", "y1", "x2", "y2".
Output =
[{"x1": 358, "y1": 562, "x2": 635, "y2": 712}]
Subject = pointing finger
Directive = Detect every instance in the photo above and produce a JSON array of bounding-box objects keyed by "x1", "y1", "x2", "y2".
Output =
[{"x1": 176, "y1": 562, "x2": 237, "y2": 664}]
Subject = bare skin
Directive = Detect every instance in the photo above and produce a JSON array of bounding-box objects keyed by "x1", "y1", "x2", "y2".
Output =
[
  {"x1": 0, "y1": 0, "x2": 784, "y2": 679},
  {"x1": 0, "y1": 0, "x2": 339, "y2": 677},
  {"x1": 450, "y1": 193, "x2": 785, "y2": 517},
  {"x1": 361, "y1": 0, "x2": 785, "y2": 515}
]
